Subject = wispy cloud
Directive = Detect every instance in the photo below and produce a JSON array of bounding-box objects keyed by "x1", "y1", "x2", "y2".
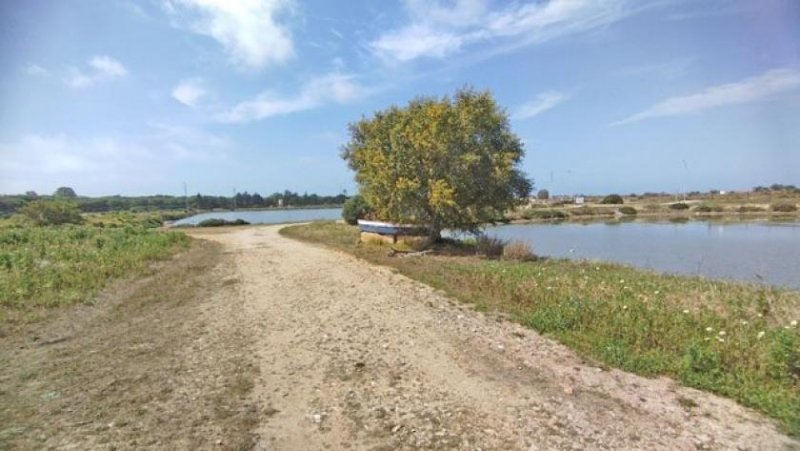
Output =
[
  {"x1": 172, "y1": 78, "x2": 207, "y2": 107},
  {"x1": 0, "y1": 126, "x2": 230, "y2": 194},
  {"x1": 370, "y1": 0, "x2": 646, "y2": 63},
  {"x1": 218, "y1": 72, "x2": 367, "y2": 123},
  {"x1": 616, "y1": 57, "x2": 694, "y2": 80},
  {"x1": 163, "y1": 0, "x2": 295, "y2": 70},
  {"x1": 66, "y1": 55, "x2": 128, "y2": 88},
  {"x1": 23, "y1": 64, "x2": 48, "y2": 76},
  {"x1": 613, "y1": 68, "x2": 800, "y2": 125},
  {"x1": 513, "y1": 91, "x2": 567, "y2": 120}
]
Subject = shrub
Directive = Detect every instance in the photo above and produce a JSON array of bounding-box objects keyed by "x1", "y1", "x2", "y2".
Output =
[
  {"x1": 19, "y1": 200, "x2": 84, "y2": 226},
  {"x1": 600, "y1": 194, "x2": 624, "y2": 204},
  {"x1": 502, "y1": 241, "x2": 536, "y2": 261},
  {"x1": 669, "y1": 202, "x2": 690, "y2": 210},
  {"x1": 537, "y1": 189, "x2": 550, "y2": 200},
  {"x1": 341, "y1": 194, "x2": 372, "y2": 225},
  {"x1": 694, "y1": 204, "x2": 723, "y2": 213},
  {"x1": 737, "y1": 205, "x2": 766, "y2": 213},
  {"x1": 570, "y1": 207, "x2": 612, "y2": 216},
  {"x1": 475, "y1": 234, "x2": 506, "y2": 258},
  {"x1": 771, "y1": 203, "x2": 798, "y2": 213},
  {"x1": 618, "y1": 206, "x2": 637, "y2": 215},
  {"x1": 521, "y1": 209, "x2": 567, "y2": 220},
  {"x1": 197, "y1": 218, "x2": 250, "y2": 227}
]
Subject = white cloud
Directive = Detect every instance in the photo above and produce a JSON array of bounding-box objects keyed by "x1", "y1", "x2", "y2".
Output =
[
  {"x1": 370, "y1": 0, "x2": 642, "y2": 63},
  {"x1": 0, "y1": 127, "x2": 229, "y2": 194},
  {"x1": 513, "y1": 91, "x2": 567, "y2": 120},
  {"x1": 164, "y1": 0, "x2": 294, "y2": 70},
  {"x1": 23, "y1": 64, "x2": 47, "y2": 76},
  {"x1": 172, "y1": 78, "x2": 207, "y2": 106},
  {"x1": 614, "y1": 68, "x2": 800, "y2": 125},
  {"x1": 66, "y1": 55, "x2": 128, "y2": 88},
  {"x1": 218, "y1": 72, "x2": 366, "y2": 122},
  {"x1": 371, "y1": 24, "x2": 465, "y2": 63}
]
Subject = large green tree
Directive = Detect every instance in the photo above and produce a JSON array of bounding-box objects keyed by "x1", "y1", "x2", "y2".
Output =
[{"x1": 342, "y1": 88, "x2": 531, "y2": 240}]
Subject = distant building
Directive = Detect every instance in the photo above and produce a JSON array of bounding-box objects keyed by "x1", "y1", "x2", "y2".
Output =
[
  {"x1": 278, "y1": 199, "x2": 284, "y2": 207},
  {"x1": 575, "y1": 196, "x2": 585, "y2": 205}
]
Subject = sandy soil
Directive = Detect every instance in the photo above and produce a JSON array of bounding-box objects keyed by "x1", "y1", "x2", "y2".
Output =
[{"x1": 188, "y1": 225, "x2": 798, "y2": 451}]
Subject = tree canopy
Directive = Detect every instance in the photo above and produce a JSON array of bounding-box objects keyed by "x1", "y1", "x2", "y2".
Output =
[
  {"x1": 342, "y1": 88, "x2": 531, "y2": 239},
  {"x1": 54, "y1": 186, "x2": 77, "y2": 198}
]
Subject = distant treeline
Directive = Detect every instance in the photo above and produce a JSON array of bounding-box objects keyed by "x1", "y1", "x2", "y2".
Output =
[{"x1": 0, "y1": 188, "x2": 347, "y2": 217}]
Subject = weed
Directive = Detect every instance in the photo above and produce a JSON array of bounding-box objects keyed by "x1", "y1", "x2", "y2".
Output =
[{"x1": 502, "y1": 241, "x2": 536, "y2": 261}]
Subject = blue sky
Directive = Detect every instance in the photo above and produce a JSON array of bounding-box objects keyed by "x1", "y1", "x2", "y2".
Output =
[{"x1": 0, "y1": 0, "x2": 798, "y2": 197}]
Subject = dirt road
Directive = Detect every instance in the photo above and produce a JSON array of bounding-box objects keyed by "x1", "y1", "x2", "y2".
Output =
[{"x1": 189, "y1": 225, "x2": 796, "y2": 450}]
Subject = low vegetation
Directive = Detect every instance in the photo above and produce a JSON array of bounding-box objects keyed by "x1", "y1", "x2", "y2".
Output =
[
  {"x1": 772, "y1": 203, "x2": 798, "y2": 213},
  {"x1": 282, "y1": 221, "x2": 800, "y2": 435},
  {"x1": 669, "y1": 202, "x2": 690, "y2": 210},
  {"x1": 618, "y1": 206, "x2": 637, "y2": 215},
  {"x1": 197, "y1": 218, "x2": 250, "y2": 227},
  {"x1": 600, "y1": 194, "x2": 624, "y2": 204},
  {"x1": 0, "y1": 224, "x2": 188, "y2": 326},
  {"x1": 341, "y1": 194, "x2": 372, "y2": 225}
]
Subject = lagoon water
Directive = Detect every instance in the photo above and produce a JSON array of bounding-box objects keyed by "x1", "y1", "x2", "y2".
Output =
[
  {"x1": 483, "y1": 220, "x2": 800, "y2": 290},
  {"x1": 175, "y1": 211, "x2": 799, "y2": 289},
  {"x1": 173, "y1": 207, "x2": 342, "y2": 226}
]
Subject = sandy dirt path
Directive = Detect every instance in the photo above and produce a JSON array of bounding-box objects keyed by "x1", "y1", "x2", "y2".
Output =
[{"x1": 191, "y1": 225, "x2": 797, "y2": 451}]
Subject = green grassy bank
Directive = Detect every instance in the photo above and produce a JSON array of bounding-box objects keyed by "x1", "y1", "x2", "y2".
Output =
[
  {"x1": 0, "y1": 225, "x2": 189, "y2": 326},
  {"x1": 281, "y1": 221, "x2": 800, "y2": 435}
]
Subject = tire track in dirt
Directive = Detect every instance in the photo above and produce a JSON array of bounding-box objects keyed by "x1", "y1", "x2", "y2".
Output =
[{"x1": 193, "y1": 225, "x2": 798, "y2": 451}]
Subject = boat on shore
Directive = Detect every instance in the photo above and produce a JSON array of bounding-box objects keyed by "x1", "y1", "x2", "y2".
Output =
[{"x1": 357, "y1": 220, "x2": 428, "y2": 244}]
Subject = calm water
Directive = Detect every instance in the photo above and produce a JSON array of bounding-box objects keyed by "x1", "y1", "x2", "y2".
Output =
[
  {"x1": 173, "y1": 207, "x2": 342, "y2": 226},
  {"x1": 483, "y1": 221, "x2": 800, "y2": 289}
]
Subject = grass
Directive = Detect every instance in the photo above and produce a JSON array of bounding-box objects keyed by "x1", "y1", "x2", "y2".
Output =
[
  {"x1": 0, "y1": 224, "x2": 189, "y2": 326},
  {"x1": 281, "y1": 221, "x2": 800, "y2": 435}
]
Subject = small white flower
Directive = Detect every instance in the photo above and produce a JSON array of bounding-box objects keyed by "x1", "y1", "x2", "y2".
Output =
[
  {"x1": 654, "y1": 290, "x2": 660, "y2": 295},
  {"x1": 757, "y1": 313, "x2": 763, "y2": 318},
  {"x1": 717, "y1": 337, "x2": 725, "y2": 343},
  {"x1": 683, "y1": 310, "x2": 690, "y2": 314},
  {"x1": 622, "y1": 305, "x2": 628, "y2": 310},
  {"x1": 757, "y1": 331, "x2": 766, "y2": 339},
  {"x1": 791, "y1": 320, "x2": 798, "y2": 327},
  {"x1": 595, "y1": 266, "x2": 600, "y2": 271},
  {"x1": 740, "y1": 320, "x2": 748, "y2": 325},
  {"x1": 718, "y1": 331, "x2": 726, "y2": 336},
  {"x1": 706, "y1": 327, "x2": 713, "y2": 332},
  {"x1": 619, "y1": 279, "x2": 625, "y2": 284}
]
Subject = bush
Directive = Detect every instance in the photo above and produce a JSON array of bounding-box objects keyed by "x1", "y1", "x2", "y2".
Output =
[
  {"x1": 618, "y1": 206, "x2": 637, "y2": 215},
  {"x1": 521, "y1": 209, "x2": 567, "y2": 220},
  {"x1": 694, "y1": 204, "x2": 723, "y2": 213},
  {"x1": 19, "y1": 200, "x2": 84, "y2": 226},
  {"x1": 669, "y1": 202, "x2": 690, "y2": 210},
  {"x1": 600, "y1": 194, "x2": 624, "y2": 204},
  {"x1": 737, "y1": 205, "x2": 766, "y2": 213},
  {"x1": 537, "y1": 189, "x2": 550, "y2": 200},
  {"x1": 570, "y1": 207, "x2": 612, "y2": 216},
  {"x1": 771, "y1": 203, "x2": 798, "y2": 213},
  {"x1": 502, "y1": 241, "x2": 536, "y2": 261},
  {"x1": 475, "y1": 234, "x2": 506, "y2": 258},
  {"x1": 341, "y1": 194, "x2": 372, "y2": 225},
  {"x1": 197, "y1": 218, "x2": 250, "y2": 227}
]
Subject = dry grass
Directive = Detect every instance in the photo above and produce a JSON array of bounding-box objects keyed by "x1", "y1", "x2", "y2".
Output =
[{"x1": 0, "y1": 239, "x2": 262, "y2": 449}]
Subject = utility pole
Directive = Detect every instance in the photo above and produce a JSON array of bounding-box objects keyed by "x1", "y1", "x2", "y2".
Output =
[
  {"x1": 682, "y1": 160, "x2": 689, "y2": 201},
  {"x1": 183, "y1": 181, "x2": 188, "y2": 212}
]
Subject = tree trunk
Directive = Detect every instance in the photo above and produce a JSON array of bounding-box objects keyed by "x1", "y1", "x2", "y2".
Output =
[{"x1": 427, "y1": 220, "x2": 442, "y2": 242}]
